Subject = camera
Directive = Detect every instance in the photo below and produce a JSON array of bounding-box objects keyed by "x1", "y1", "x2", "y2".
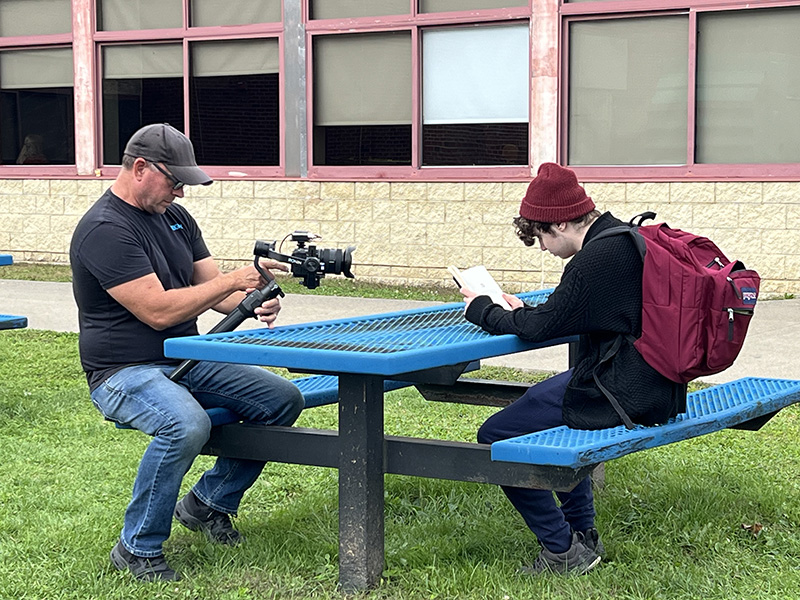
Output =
[{"x1": 253, "y1": 231, "x2": 355, "y2": 289}]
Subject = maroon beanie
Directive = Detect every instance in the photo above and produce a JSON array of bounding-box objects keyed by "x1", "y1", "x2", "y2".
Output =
[{"x1": 519, "y1": 163, "x2": 595, "y2": 222}]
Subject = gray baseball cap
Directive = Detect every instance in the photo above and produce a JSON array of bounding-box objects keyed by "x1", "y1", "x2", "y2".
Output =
[{"x1": 124, "y1": 123, "x2": 212, "y2": 186}]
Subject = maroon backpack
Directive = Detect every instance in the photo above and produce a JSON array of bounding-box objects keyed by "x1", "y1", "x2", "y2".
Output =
[{"x1": 592, "y1": 212, "x2": 760, "y2": 385}]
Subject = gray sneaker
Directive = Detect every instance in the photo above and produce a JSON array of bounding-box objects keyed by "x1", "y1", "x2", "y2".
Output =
[
  {"x1": 523, "y1": 532, "x2": 601, "y2": 576},
  {"x1": 110, "y1": 541, "x2": 181, "y2": 582},
  {"x1": 579, "y1": 527, "x2": 605, "y2": 557},
  {"x1": 174, "y1": 490, "x2": 242, "y2": 545}
]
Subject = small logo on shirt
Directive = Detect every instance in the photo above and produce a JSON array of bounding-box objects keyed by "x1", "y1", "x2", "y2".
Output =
[{"x1": 170, "y1": 223, "x2": 184, "y2": 231}]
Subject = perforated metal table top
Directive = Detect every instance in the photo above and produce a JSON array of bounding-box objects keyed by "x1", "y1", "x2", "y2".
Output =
[{"x1": 165, "y1": 289, "x2": 572, "y2": 376}]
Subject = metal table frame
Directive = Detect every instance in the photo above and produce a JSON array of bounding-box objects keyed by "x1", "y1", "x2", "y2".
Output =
[{"x1": 165, "y1": 293, "x2": 581, "y2": 590}]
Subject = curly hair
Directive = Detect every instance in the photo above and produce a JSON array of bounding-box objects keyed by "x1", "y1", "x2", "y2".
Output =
[{"x1": 512, "y1": 210, "x2": 601, "y2": 247}]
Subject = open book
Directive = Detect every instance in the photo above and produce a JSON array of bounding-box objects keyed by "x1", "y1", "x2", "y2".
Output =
[{"x1": 447, "y1": 265, "x2": 512, "y2": 311}]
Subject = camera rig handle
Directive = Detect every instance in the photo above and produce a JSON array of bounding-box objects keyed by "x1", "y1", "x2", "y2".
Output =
[{"x1": 168, "y1": 256, "x2": 285, "y2": 382}]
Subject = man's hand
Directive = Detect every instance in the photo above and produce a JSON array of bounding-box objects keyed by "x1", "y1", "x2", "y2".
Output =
[
  {"x1": 254, "y1": 297, "x2": 282, "y2": 328},
  {"x1": 230, "y1": 259, "x2": 289, "y2": 293}
]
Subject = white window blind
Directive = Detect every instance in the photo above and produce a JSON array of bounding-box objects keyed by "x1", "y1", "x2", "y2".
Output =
[
  {"x1": 190, "y1": 0, "x2": 280, "y2": 27},
  {"x1": 422, "y1": 24, "x2": 529, "y2": 125},
  {"x1": 0, "y1": 0, "x2": 71, "y2": 36},
  {"x1": 0, "y1": 48, "x2": 74, "y2": 89},
  {"x1": 99, "y1": 0, "x2": 182, "y2": 31},
  {"x1": 310, "y1": 0, "x2": 408, "y2": 20},
  {"x1": 192, "y1": 40, "x2": 279, "y2": 77},
  {"x1": 314, "y1": 32, "x2": 411, "y2": 126},
  {"x1": 103, "y1": 44, "x2": 182, "y2": 79}
]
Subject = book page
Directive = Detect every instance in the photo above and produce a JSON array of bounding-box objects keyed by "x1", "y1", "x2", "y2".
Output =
[{"x1": 448, "y1": 265, "x2": 512, "y2": 311}]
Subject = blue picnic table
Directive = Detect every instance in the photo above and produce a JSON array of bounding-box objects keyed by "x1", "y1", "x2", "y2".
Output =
[
  {"x1": 164, "y1": 289, "x2": 575, "y2": 590},
  {"x1": 163, "y1": 288, "x2": 800, "y2": 590}
]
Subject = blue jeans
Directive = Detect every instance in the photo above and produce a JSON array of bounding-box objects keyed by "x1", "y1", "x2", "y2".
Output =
[
  {"x1": 91, "y1": 361, "x2": 304, "y2": 557},
  {"x1": 477, "y1": 369, "x2": 595, "y2": 554}
]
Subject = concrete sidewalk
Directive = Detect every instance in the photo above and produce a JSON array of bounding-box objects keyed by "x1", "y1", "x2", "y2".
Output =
[{"x1": 1, "y1": 278, "x2": 797, "y2": 384}]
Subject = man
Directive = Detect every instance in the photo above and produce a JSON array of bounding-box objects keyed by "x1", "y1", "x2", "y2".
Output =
[
  {"x1": 70, "y1": 123, "x2": 304, "y2": 582},
  {"x1": 460, "y1": 163, "x2": 685, "y2": 575}
]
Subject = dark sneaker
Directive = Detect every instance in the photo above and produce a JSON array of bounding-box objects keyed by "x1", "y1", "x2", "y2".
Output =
[
  {"x1": 174, "y1": 490, "x2": 242, "y2": 545},
  {"x1": 110, "y1": 541, "x2": 181, "y2": 582},
  {"x1": 579, "y1": 527, "x2": 606, "y2": 557},
  {"x1": 523, "y1": 532, "x2": 601, "y2": 576}
]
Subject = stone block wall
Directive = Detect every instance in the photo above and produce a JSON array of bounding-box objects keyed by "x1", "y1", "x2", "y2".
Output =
[{"x1": 0, "y1": 178, "x2": 797, "y2": 296}]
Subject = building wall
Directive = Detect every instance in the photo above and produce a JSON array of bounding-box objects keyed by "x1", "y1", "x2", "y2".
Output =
[{"x1": 1, "y1": 178, "x2": 797, "y2": 296}]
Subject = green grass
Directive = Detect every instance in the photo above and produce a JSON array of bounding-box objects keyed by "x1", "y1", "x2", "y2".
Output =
[
  {"x1": 0, "y1": 262, "x2": 463, "y2": 302},
  {"x1": 2, "y1": 330, "x2": 800, "y2": 599}
]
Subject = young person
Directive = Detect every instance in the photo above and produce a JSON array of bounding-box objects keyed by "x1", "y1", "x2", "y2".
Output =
[
  {"x1": 70, "y1": 124, "x2": 304, "y2": 581},
  {"x1": 460, "y1": 163, "x2": 686, "y2": 575}
]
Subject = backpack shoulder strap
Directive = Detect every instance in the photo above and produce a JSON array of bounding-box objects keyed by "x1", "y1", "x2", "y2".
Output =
[{"x1": 586, "y1": 224, "x2": 647, "y2": 260}]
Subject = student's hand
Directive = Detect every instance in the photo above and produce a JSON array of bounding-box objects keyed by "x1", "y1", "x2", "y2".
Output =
[
  {"x1": 459, "y1": 286, "x2": 478, "y2": 312},
  {"x1": 503, "y1": 293, "x2": 524, "y2": 310},
  {"x1": 254, "y1": 297, "x2": 282, "y2": 328}
]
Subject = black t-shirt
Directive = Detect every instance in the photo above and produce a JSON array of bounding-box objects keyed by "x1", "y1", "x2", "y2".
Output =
[{"x1": 69, "y1": 189, "x2": 211, "y2": 390}]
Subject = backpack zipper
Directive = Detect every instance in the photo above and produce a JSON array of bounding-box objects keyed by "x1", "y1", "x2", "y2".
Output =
[
  {"x1": 727, "y1": 307, "x2": 754, "y2": 340},
  {"x1": 727, "y1": 276, "x2": 742, "y2": 299}
]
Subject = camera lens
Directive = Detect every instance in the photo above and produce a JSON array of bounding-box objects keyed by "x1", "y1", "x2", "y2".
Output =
[{"x1": 319, "y1": 246, "x2": 355, "y2": 278}]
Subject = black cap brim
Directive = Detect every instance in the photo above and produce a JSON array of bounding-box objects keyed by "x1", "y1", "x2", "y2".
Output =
[{"x1": 168, "y1": 164, "x2": 213, "y2": 186}]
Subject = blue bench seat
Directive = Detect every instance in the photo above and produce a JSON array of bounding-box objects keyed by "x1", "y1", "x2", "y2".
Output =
[
  {"x1": 0, "y1": 254, "x2": 12, "y2": 266},
  {"x1": 0, "y1": 314, "x2": 27, "y2": 330},
  {"x1": 491, "y1": 377, "x2": 800, "y2": 469},
  {"x1": 116, "y1": 374, "x2": 413, "y2": 428}
]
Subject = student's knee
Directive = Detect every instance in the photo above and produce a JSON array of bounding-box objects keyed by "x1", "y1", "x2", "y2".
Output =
[{"x1": 477, "y1": 414, "x2": 504, "y2": 445}]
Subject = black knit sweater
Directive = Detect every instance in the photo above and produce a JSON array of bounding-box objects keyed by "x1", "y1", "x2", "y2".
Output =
[{"x1": 465, "y1": 212, "x2": 686, "y2": 429}]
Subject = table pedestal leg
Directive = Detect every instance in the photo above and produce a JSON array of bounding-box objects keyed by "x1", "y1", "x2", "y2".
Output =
[{"x1": 338, "y1": 373, "x2": 385, "y2": 591}]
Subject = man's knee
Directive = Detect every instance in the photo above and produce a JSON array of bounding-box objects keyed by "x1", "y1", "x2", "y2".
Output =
[
  {"x1": 158, "y1": 409, "x2": 211, "y2": 452},
  {"x1": 273, "y1": 384, "x2": 305, "y2": 425}
]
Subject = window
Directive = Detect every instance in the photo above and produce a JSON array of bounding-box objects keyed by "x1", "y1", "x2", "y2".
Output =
[
  {"x1": 309, "y1": 5, "x2": 531, "y2": 176},
  {"x1": 1, "y1": 48, "x2": 75, "y2": 166},
  {"x1": 696, "y1": 8, "x2": 800, "y2": 164},
  {"x1": 102, "y1": 44, "x2": 184, "y2": 164},
  {"x1": 96, "y1": 0, "x2": 283, "y2": 173},
  {"x1": 190, "y1": 39, "x2": 280, "y2": 166},
  {"x1": 564, "y1": 3, "x2": 800, "y2": 174},
  {"x1": 0, "y1": 0, "x2": 74, "y2": 168},
  {"x1": 313, "y1": 32, "x2": 412, "y2": 166},
  {"x1": 568, "y1": 16, "x2": 687, "y2": 166},
  {"x1": 422, "y1": 24, "x2": 529, "y2": 166}
]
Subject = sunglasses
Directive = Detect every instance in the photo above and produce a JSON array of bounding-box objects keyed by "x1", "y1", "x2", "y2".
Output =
[{"x1": 150, "y1": 162, "x2": 185, "y2": 190}]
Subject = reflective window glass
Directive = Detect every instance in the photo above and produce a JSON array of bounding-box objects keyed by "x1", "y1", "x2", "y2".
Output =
[
  {"x1": 102, "y1": 44, "x2": 184, "y2": 163},
  {"x1": 568, "y1": 16, "x2": 688, "y2": 166}
]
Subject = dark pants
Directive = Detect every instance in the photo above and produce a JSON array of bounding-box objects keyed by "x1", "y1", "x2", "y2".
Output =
[{"x1": 477, "y1": 369, "x2": 595, "y2": 553}]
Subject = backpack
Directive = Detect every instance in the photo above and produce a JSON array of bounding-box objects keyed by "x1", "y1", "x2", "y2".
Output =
[{"x1": 588, "y1": 212, "x2": 760, "y2": 427}]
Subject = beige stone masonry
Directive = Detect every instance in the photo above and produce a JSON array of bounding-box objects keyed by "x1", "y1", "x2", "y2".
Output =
[{"x1": 0, "y1": 178, "x2": 798, "y2": 294}]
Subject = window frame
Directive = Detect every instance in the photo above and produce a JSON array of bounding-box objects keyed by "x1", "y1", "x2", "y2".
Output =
[
  {"x1": 561, "y1": 0, "x2": 800, "y2": 181},
  {"x1": 305, "y1": 2, "x2": 534, "y2": 181}
]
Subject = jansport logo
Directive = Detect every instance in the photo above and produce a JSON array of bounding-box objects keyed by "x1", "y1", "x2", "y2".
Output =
[
  {"x1": 742, "y1": 287, "x2": 757, "y2": 305},
  {"x1": 170, "y1": 223, "x2": 184, "y2": 231}
]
